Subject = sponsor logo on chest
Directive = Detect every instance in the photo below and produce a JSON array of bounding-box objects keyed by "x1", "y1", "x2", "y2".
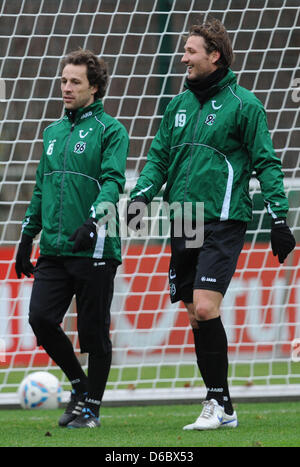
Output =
[{"x1": 73, "y1": 127, "x2": 93, "y2": 154}]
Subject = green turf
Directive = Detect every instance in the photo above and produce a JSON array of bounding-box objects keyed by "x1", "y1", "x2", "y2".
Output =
[{"x1": 0, "y1": 401, "x2": 299, "y2": 447}]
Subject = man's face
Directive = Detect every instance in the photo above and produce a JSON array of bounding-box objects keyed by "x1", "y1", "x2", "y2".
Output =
[
  {"x1": 181, "y1": 35, "x2": 220, "y2": 80},
  {"x1": 61, "y1": 64, "x2": 97, "y2": 110}
]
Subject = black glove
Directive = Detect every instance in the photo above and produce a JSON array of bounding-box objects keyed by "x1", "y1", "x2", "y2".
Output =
[
  {"x1": 126, "y1": 197, "x2": 147, "y2": 231},
  {"x1": 69, "y1": 218, "x2": 97, "y2": 253},
  {"x1": 271, "y1": 218, "x2": 296, "y2": 264},
  {"x1": 15, "y1": 233, "x2": 34, "y2": 278}
]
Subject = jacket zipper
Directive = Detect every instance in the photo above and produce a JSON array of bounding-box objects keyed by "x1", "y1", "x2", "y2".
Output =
[
  {"x1": 56, "y1": 122, "x2": 75, "y2": 253},
  {"x1": 183, "y1": 105, "x2": 202, "y2": 202}
]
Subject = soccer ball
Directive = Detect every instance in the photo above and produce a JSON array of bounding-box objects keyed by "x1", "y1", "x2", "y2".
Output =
[{"x1": 18, "y1": 371, "x2": 62, "y2": 409}]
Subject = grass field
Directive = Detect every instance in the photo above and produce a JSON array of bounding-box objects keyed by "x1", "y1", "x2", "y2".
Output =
[
  {"x1": 0, "y1": 401, "x2": 299, "y2": 447},
  {"x1": 1, "y1": 364, "x2": 300, "y2": 448}
]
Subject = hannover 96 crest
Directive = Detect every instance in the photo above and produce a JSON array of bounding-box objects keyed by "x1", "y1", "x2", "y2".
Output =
[
  {"x1": 205, "y1": 114, "x2": 216, "y2": 126},
  {"x1": 74, "y1": 141, "x2": 86, "y2": 154}
]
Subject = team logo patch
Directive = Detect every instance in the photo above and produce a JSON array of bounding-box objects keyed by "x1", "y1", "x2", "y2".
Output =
[
  {"x1": 170, "y1": 283, "x2": 176, "y2": 296},
  {"x1": 79, "y1": 128, "x2": 93, "y2": 138},
  {"x1": 169, "y1": 268, "x2": 177, "y2": 296},
  {"x1": 205, "y1": 113, "x2": 216, "y2": 126},
  {"x1": 211, "y1": 100, "x2": 222, "y2": 110},
  {"x1": 74, "y1": 141, "x2": 86, "y2": 154}
]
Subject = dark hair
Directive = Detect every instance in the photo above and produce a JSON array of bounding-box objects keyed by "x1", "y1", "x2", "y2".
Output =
[
  {"x1": 188, "y1": 17, "x2": 234, "y2": 69},
  {"x1": 60, "y1": 48, "x2": 109, "y2": 100}
]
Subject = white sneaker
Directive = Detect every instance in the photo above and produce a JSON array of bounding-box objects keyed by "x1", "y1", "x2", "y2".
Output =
[
  {"x1": 183, "y1": 399, "x2": 224, "y2": 431},
  {"x1": 221, "y1": 410, "x2": 238, "y2": 428}
]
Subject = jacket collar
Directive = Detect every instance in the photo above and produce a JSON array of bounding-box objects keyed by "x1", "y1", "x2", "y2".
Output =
[
  {"x1": 65, "y1": 99, "x2": 104, "y2": 123},
  {"x1": 185, "y1": 68, "x2": 236, "y2": 105}
]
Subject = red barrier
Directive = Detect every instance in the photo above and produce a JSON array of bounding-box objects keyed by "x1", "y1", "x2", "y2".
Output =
[{"x1": 1, "y1": 244, "x2": 299, "y2": 365}]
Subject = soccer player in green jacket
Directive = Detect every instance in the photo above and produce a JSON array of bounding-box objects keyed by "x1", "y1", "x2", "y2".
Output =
[
  {"x1": 127, "y1": 18, "x2": 295, "y2": 430},
  {"x1": 15, "y1": 49, "x2": 129, "y2": 428}
]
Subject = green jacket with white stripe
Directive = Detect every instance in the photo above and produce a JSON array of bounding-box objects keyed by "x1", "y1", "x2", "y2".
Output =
[
  {"x1": 130, "y1": 69, "x2": 288, "y2": 222},
  {"x1": 22, "y1": 100, "x2": 129, "y2": 263}
]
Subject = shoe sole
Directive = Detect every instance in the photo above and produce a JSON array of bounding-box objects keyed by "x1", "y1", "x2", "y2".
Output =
[
  {"x1": 67, "y1": 423, "x2": 100, "y2": 429},
  {"x1": 183, "y1": 422, "x2": 222, "y2": 430},
  {"x1": 221, "y1": 420, "x2": 238, "y2": 428},
  {"x1": 183, "y1": 419, "x2": 238, "y2": 430}
]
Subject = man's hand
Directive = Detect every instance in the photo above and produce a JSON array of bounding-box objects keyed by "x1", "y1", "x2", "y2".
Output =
[
  {"x1": 126, "y1": 197, "x2": 147, "y2": 231},
  {"x1": 69, "y1": 218, "x2": 97, "y2": 253},
  {"x1": 15, "y1": 233, "x2": 34, "y2": 278},
  {"x1": 271, "y1": 218, "x2": 296, "y2": 264}
]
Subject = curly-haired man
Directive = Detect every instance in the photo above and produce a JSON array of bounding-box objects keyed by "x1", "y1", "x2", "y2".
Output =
[{"x1": 15, "y1": 49, "x2": 129, "y2": 428}]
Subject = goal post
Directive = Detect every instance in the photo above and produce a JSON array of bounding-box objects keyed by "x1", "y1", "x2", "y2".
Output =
[{"x1": 1, "y1": 0, "x2": 300, "y2": 407}]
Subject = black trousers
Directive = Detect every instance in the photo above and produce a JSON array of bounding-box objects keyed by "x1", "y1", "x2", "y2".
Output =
[{"x1": 29, "y1": 256, "x2": 117, "y2": 356}]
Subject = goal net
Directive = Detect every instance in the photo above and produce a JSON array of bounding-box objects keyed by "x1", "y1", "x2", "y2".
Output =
[{"x1": 1, "y1": 0, "x2": 300, "y2": 407}]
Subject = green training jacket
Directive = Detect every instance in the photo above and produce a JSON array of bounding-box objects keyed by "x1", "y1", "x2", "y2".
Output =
[
  {"x1": 130, "y1": 69, "x2": 288, "y2": 222},
  {"x1": 22, "y1": 100, "x2": 129, "y2": 262}
]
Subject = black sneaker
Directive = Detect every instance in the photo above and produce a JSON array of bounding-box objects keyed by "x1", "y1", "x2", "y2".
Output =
[
  {"x1": 67, "y1": 407, "x2": 100, "y2": 429},
  {"x1": 58, "y1": 390, "x2": 86, "y2": 427}
]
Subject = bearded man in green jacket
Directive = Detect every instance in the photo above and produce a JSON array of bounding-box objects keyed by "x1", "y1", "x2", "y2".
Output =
[
  {"x1": 15, "y1": 49, "x2": 129, "y2": 428},
  {"x1": 127, "y1": 18, "x2": 295, "y2": 430}
]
